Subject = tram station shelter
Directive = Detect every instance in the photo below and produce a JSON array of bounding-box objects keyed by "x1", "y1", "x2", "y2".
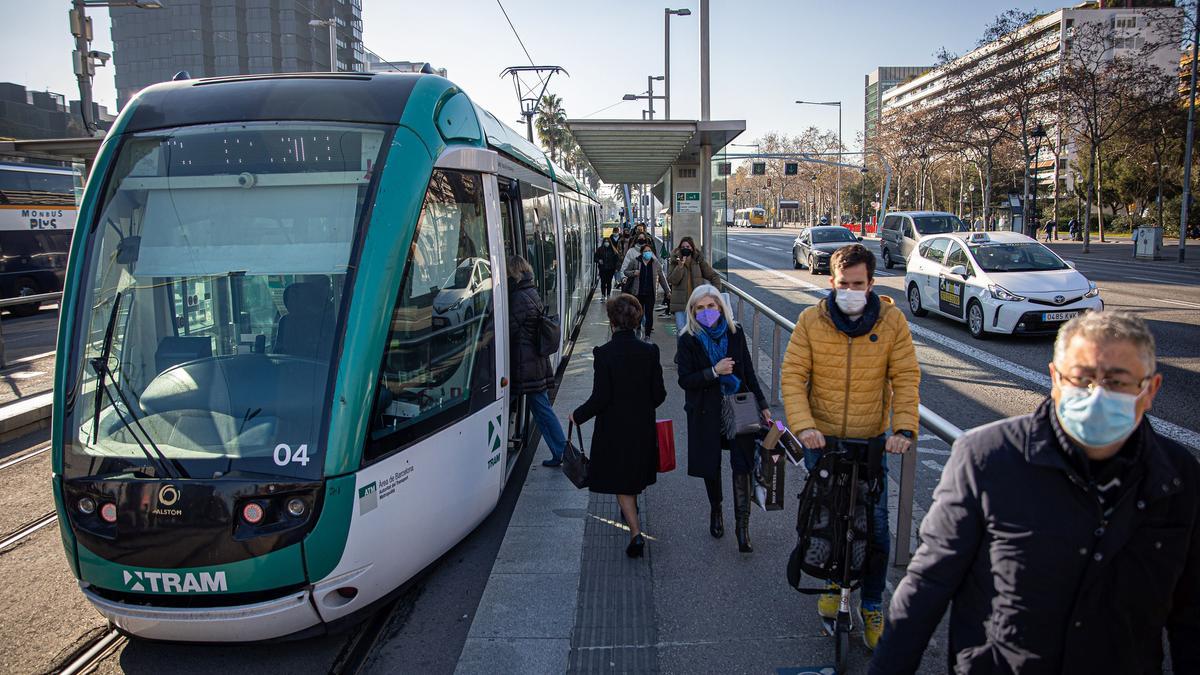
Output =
[{"x1": 567, "y1": 118, "x2": 744, "y2": 271}]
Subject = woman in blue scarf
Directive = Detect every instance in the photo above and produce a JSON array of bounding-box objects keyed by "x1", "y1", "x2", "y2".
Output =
[{"x1": 675, "y1": 285, "x2": 772, "y2": 552}]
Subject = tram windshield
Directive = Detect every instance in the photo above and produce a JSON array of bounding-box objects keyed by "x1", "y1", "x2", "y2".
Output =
[{"x1": 62, "y1": 121, "x2": 387, "y2": 481}]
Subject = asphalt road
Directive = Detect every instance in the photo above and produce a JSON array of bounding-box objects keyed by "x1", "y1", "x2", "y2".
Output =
[
  {"x1": 724, "y1": 228, "x2": 1200, "y2": 437},
  {"x1": 724, "y1": 228, "x2": 1200, "y2": 515}
]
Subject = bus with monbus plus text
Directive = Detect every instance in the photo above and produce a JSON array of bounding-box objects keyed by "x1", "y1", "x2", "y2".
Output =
[{"x1": 0, "y1": 163, "x2": 78, "y2": 315}]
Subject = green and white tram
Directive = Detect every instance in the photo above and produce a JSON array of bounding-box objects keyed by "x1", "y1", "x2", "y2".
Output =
[{"x1": 52, "y1": 72, "x2": 599, "y2": 641}]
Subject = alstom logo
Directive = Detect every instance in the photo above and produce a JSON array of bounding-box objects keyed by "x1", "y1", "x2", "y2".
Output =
[{"x1": 122, "y1": 570, "x2": 227, "y2": 593}]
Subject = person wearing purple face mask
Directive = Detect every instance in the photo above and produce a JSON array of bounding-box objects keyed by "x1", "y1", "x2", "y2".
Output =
[{"x1": 675, "y1": 284, "x2": 772, "y2": 552}]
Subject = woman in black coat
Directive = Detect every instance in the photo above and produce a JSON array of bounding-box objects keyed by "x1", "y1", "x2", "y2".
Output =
[
  {"x1": 594, "y1": 238, "x2": 620, "y2": 297},
  {"x1": 507, "y1": 255, "x2": 567, "y2": 468},
  {"x1": 676, "y1": 284, "x2": 772, "y2": 553},
  {"x1": 571, "y1": 293, "x2": 667, "y2": 558}
]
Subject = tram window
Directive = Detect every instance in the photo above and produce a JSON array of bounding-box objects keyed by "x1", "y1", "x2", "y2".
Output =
[
  {"x1": 365, "y1": 169, "x2": 496, "y2": 462},
  {"x1": 63, "y1": 121, "x2": 385, "y2": 482},
  {"x1": 524, "y1": 191, "x2": 557, "y2": 318}
]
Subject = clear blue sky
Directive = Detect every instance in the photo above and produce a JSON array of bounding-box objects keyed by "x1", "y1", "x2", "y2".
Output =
[{"x1": 0, "y1": 0, "x2": 1047, "y2": 149}]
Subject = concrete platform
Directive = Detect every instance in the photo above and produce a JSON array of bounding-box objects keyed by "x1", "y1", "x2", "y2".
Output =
[{"x1": 454, "y1": 295, "x2": 948, "y2": 674}]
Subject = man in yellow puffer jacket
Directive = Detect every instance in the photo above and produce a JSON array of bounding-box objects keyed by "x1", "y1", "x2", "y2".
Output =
[{"x1": 781, "y1": 243, "x2": 920, "y2": 651}]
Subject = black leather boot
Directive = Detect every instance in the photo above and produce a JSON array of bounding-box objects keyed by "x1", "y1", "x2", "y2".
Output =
[
  {"x1": 709, "y1": 502, "x2": 724, "y2": 538},
  {"x1": 732, "y1": 473, "x2": 753, "y2": 553}
]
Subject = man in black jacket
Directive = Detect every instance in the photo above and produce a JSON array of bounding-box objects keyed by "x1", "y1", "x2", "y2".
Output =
[{"x1": 871, "y1": 311, "x2": 1199, "y2": 674}]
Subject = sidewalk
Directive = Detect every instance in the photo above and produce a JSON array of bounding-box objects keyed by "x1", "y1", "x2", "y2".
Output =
[{"x1": 454, "y1": 296, "x2": 947, "y2": 674}]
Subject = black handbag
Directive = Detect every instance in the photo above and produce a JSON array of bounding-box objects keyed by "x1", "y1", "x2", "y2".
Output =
[
  {"x1": 721, "y1": 392, "x2": 763, "y2": 440},
  {"x1": 561, "y1": 422, "x2": 589, "y2": 489},
  {"x1": 536, "y1": 308, "x2": 561, "y2": 357}
]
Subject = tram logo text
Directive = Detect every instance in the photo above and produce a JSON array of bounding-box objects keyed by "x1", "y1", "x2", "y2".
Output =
[
  {"x1": 152, "y1": 484, "x2": 183, "y2": 516},
  {"x1": 122, "y1": 570, "x2": 227, "y2": 593}
]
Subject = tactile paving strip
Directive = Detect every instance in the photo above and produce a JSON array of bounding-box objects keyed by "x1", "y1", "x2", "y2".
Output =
[{"x1": 567, "y1": 492, "x2": 660, "y2": 673}]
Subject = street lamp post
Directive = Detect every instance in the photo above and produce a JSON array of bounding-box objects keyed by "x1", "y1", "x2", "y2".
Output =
[
  {"x1": 308, "y1": 18, "x2": 338, "y2": 72},
  {"x1": 70, "y1": 0, "x2": 164, "y2": 135},
  {"x1": 623, "y1": 78, "x2": 666, "y2": 119},
  {"x1": 1029, "y1": 122, "x2": 1047, "y2": 238},
  {"x1": 796, "y1": 100, "x2": 843, "y2": 224},
  {"x1": 663, "y1": 7, "x2": 690, "y2": 120}
]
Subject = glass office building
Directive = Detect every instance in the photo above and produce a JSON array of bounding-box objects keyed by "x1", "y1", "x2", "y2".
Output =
[
  {"x1": 111, "y1": 0, "x2": 365, "y2": 110},
  {"x1": 863, "y1": 66, "x2": 929, "y2": 150}
]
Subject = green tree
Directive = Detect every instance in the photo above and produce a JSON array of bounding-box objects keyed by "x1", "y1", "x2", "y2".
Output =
[{"x1": 535, "y1": 94, "x2": 568, "y2": 164}]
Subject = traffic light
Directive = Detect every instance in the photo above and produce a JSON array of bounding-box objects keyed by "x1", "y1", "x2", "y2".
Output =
[
  {"x1": 717, "y1": 162, "x2": 731, "y2": 176},
  {"x1": 785, "y1": 162, "x2": 798, "y2": 176},
  {"x1": 752, "y1": 162, "x2": 766, "y2": 176}
]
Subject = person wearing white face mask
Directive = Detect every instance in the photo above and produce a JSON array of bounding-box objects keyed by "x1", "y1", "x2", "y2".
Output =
[
  {"x1": 781, "y1": 243, "x2": 921, "y2": 650},
  {"x1": 871, "y1": 311, "x2": 1200, "y2": 675}
]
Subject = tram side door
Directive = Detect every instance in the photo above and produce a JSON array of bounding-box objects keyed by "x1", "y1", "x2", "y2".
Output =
[{"x1": 496, "y1": 178, "x2": 528, "y2": 472}]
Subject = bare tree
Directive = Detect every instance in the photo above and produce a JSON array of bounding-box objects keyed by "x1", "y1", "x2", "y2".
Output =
[{"x1": 1061, "y1": 11, "x2": 1179, "y2": 251}]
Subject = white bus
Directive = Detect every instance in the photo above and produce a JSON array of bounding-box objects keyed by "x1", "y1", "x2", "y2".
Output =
[
  {"x1": 734, "y1": 207, "x2": 767, "y2": 228},
  {"x1": 0, "y1": 163, "x2": 78, "y2": 314}
]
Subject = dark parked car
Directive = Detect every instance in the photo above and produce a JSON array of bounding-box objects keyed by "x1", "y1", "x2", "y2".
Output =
[{"x1": 791, "y1": 226, "x2": 863, "y2": 275}]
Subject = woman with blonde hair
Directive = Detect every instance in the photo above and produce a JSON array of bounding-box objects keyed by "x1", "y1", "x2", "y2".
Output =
[
  {"x1": 507, "y1": 255, "x2": 567, "y2": 467},
  {"x1": 675, "y1": 285, "x2": 772, "y2": 552}
]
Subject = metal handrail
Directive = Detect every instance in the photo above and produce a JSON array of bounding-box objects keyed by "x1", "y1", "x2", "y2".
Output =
[
  {"x1": 0, "y1": 292, "x2": 61, "y2": 308},
  {"x1": 722, "y1": 280, "x2": 964, "y2": 566}
]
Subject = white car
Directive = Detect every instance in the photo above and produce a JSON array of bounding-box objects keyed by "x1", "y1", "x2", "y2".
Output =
[{"x1": 903, "y1": 231, "x2": 1102, "y2": 339}]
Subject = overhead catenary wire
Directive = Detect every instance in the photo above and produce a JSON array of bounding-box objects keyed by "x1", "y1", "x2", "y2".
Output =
[
  {"x1": 495, "y1": 0, "x2": 548, "y2": 101},
  {"x1": 496, "y1": 0, "x2": 536, "y2": 66},
  {"x1": 581, "y1": 99, "x2": 633, "y2": 119}
]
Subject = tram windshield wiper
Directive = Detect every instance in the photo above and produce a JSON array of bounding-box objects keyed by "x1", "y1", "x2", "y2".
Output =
[{"x1": 89, "y1": 293, "x2": 191, "y2": 480}]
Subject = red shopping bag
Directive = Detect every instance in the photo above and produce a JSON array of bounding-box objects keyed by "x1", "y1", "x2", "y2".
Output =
[{"x1": 656, "y1": 419, "x2": 676, "y2": 473}]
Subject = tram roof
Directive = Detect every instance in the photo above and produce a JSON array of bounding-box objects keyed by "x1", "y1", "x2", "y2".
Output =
[
  {"x1": 117, "y1": 72, "x2": 596, "y2": 201},
  {"x1": 566, "y1": 119, "x2": 745, "y2": 185},
  {"x1": 123, "y1": 72, "x2": 421, "y2": 132}
]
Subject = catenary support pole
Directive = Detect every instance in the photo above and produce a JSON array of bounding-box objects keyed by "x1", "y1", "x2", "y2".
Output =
[
  {"x1": 70, "y1": 1, "x2": 94, "y2": 133},
  {"x1": 664, "y1": 9, "x2": 671, "y2": 120},
  {"x1": 1179, "y1": 0, "x2": 1199, "y2": 262},
  {"x1": 700, "y1": 0, "x2": 712, "y2": 261},
  {"x1": 328, "y1": 21, "x2": 336, "y2": 72}
]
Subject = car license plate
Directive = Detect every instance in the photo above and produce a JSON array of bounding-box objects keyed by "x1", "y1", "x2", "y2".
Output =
[{"x1": 1043, "y1": 311, "x2": 1078, "y2": 322}]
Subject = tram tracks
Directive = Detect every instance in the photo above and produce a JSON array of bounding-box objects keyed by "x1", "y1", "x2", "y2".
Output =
[
  {"x1": 50, "y1": 627, "x2": 124, "y2": 675},
  {"x1": 0, "y1": 443, "x2": 50, "y2": 471},
  {"x1": 0, "y1": 510, "x2": 57, "y2": 553}
]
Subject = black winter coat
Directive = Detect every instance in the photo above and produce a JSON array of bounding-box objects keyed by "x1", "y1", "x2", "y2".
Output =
[
  {"x1": 594, "y1": 244, "x2": 620, "y2": 273},
  {"x1": 572, "y1": 330, "x2": 666, "y2": 495},
  {"x1": 675, "y1": 326, "x2": 767, "y2": 480},
  {"x1": 509, "y1": 273, "x2": 554, "y2": 395},
  {"x1": 871, "y1": 399, "x2": 1200, "y2": 675}
]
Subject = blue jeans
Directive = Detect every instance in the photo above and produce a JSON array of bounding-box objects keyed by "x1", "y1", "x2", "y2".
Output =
[
  {"x1": 674, "y1": 311, "x2": 688, "y2": 334},
  {"x1": 528, "y1": 390, "x2": 566, "y2": 461},
  {"x1": 804, "y1": 447, "x2": 890, "y2": 608}
]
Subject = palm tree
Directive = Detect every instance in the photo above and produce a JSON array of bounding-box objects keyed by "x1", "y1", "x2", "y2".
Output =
[{"x1": 536, "y1": 94, "x2": 568, "y2": 163}]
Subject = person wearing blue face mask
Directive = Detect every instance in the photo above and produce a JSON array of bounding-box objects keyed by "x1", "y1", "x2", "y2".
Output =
[
  {"x1": 622, "y1": 244, "x2": 669, "y2": 338},
  {"x1": 675, "y1": 284, "x2": 772, "y2": 552},
  {"x1": 872, "y1": 311, "x2": 1200, "y2": 675}
]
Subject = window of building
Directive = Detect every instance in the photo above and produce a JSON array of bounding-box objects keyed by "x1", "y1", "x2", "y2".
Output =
[
  {"x1": 1114, "y1": 16, "x2": 1137, "y2": 29},
  {"x1": 365, "y1": 169, "x2": 495, "y2": 463}
]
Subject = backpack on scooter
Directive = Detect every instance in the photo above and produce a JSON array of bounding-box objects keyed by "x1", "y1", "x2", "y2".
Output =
[{"x1": 786, "y1": 436, "x2": 887, "y2": 594}]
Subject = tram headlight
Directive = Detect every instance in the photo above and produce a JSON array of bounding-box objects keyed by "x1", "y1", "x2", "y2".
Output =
[
  {"x1": 99, "y1": 503, "x2": 117, "y2": 523},
  {"x1": 77, "y1": 497, "x2": 96, "y2": 515},
  {"x1": 241, "y1": 502, "x2": 265, "y2": 524},
  {"x1": 286, "y1": 498, "x2": 307, "y2": 517}
]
